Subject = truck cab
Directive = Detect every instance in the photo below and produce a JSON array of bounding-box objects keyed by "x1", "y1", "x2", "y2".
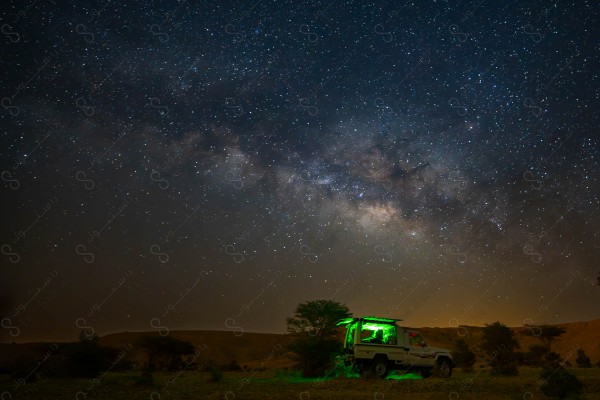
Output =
[{"x1": 336, "y1": 316, "x2": 454, "y2": 378}]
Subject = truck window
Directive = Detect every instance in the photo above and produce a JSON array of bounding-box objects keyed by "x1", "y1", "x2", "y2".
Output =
[
  {"x1": 360, "y1": 323, "x2": 396, "y2": 344},
  {"x1": 408, "y1": 332, "x2": 426, "y2": 346}
]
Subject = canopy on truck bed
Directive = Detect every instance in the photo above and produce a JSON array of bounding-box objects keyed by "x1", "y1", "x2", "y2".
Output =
[{"x1": 336, "y1": 316, "x2": 402, "y2": 327}]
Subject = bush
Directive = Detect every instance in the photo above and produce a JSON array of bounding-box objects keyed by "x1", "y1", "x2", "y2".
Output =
[
  {"x1": 209, "y1": 366, "x2": 223, "y2": 382},
  {"x1": 223, "y1": 360, "x2": 242, "y2": 371},
  {"x1": 137, "y1": 335, "x2": 195, "y2": 371},
  {"x1": 453, "y1": 339, "x2": 476, "y2": 372},
  {"x1": 525, "y1": 345, "x2": 549, "y2": 367},
  {"x1": 575, "y1": 348, "x2": 591, "y2": 368},
  {"x1": 287, "y1": 336, "x2": 341, "y2": 377},
  {"x1": 60, "y1": 339, "x2": 119, "y2": 378},
  {"x1": 481, "y1": 322, "x2": 519, "y2": 376},
  {"x1": 540, "y1": 366, "x2": 582, "y2": 399},
  {"x1": 513, "y1": 351, "x2": 525, "y2": 366}
]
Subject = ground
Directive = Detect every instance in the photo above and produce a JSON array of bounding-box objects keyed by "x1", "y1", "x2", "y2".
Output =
[{"x1": 2, "y1": 367, "x2": 600, "y2": 400}]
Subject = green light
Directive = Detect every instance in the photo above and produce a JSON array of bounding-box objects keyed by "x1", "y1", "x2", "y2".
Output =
[
  {"x1": 270, "y1": 363, "x2": 361, "y2": 383},
  {"x1": 360, "y1": 322, "x2": 396, "y2": 344},
  {"x1": 385, "y1": 371, "x2": 422, "y2": 380},
  {"x1": 361, "y1": 316, "x2": 402, "y2": 324},
  {"x1": 336, "y1": 316, "x2": 402, "y2": 327},
  {"x1": 336, "y1": 317, "x2": 357, "y2": 326}
]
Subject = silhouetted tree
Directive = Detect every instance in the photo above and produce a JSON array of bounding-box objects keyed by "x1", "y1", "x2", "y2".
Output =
[
  {"x1": 523, "y1": 324, "x2": 567, "y2": 354},
  {"x1": 286, "y1": 299, "x2": 351, "y2": 377},
  {"x1": 539, "y1": 325, "x2": 567, "y2": 353},
  {"x1": 55, "y1": 331, "x2": 119, "y2": 378},
  {"x1": 286, "y1": 299, "x2": 351, "y2": 337},
  {"x1": 453, "y1": 339, "x2": 476, "y2": 372},
  {"x1": 481, "y1": 321, "x2": 519, "y2": 375},
  {"x1": 576, "y1": 348, "x2": 591, "y2": 368},
  {"x1": 137, "y1": 335, "x2": 195, "y2": 371}
]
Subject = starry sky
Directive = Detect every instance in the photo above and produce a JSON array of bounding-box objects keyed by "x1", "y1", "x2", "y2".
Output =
[{"x1": 1, "y1": 0, "x2": 598, "y2": 342}]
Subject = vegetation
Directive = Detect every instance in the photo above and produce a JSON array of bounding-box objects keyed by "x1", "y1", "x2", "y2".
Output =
[
  {"x1": 0, "y1": 368, "x2": 598, "y2": 400},
  {"x1": 37, "y1": 332, "x2": 124, "y2": 379},
  {"x1": 286, "y1": 299, "x2": 352, "y2": 377},
  {"x1": 137, "y1": 335, "x2": 195, "y2": 371},
  {"x1": 576, "y1": 348, "x2": 591, "y2": 368},
  {"x1": 208, "y1": 366, "x2": 223, "y2": 382},
  {"x1": 525, "y1": 344, "x2": 549, "y2": 367},
  {"x1": 540, "y1": 366, "x2": 583, "y2": 399},
  {"x1": 524, "y1": 324, "x2": 567, "y2": 353},
  {"x1": 286, "y1": 299, "x2": 352, "y2": 337},
  {"x1": 481, "y1": 321, "x2": 519, "y2": 375},
  {"x1": 539, "y1": 355, "x2": 583, "y2": 399},
  {"x1": 453, "y1": 339, "x2": 476, "y2": 372}
]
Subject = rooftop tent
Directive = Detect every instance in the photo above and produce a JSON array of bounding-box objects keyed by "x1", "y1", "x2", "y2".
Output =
[
  {"x1": 361, "y1": 316, "x2": 402, "y2": 324},
  {"x1": 336, "y1": 317, "x2": 358, "y2": 327},
  {"x1": 336, "y1": 316, "x2": 402, "y2": 327}
]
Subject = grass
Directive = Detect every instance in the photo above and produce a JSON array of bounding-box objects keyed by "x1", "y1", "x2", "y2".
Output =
[{"x1": 1, "y1": 368, "x2": 600, "y2": 399}]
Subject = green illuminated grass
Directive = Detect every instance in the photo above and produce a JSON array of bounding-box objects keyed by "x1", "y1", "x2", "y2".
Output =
[{"x1": 385, "y1": 370, "x2": 422, "y2": 380}]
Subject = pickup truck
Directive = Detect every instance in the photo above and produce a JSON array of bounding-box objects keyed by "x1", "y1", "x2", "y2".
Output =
[{"x1": 336, "y1": 316, "x2": 454, "y2": 378}]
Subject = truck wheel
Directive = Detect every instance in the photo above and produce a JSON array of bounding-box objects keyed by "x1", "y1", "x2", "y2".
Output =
[
  {"x1": 436, "y1": 358, "x2": 452, "y2": 378},
  {"x1": 371, "y1": 357, "x2": 389, "y2": 378}
]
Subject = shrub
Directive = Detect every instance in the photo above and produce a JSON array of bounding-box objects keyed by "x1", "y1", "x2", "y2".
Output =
[
  {"x1": 287, "y1": 335, "x2": 341, "y2": 377},
  {"x1": 481, "y1": 321, "x2": 519, "y2": 375},
  {"x1": 575, "y1": 348, "x2": 591, "y2": 368},
  {"x1": 209, "y1": 366, "x2": 223, "y2": 382},
  {"x1": 525, "y1": 345, "x2": 549, "y2": 367},
  {"x1": 540, "y1": 367, "x2": 582, "y2": 399},
  {"x1": 61, "y1": 337, "x2": 119, "y2": 378},
  {"x1": 223, "y1": 360, "x2": 242, "y2": 371},
  {"x1": 137, "y1": 335, "x2": 195, "y2": 371},
  {"x1": 453, "y1": 339, "x2": 476, "y2": 372}
]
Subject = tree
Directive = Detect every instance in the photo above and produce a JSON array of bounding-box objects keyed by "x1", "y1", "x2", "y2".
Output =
[
  {"x1": 538, "y1": 325, "x2": 566, "y2": 353},
  {"x1": 286, "y1": 299, "x2": 351, "y2": 337},
  {"x1": 453, "y1": 339, "x2": 476, "y2": 372},
  {"x1": 481, "y1": 321, "x2": 519, "y2": 375},
  {"x1": 137, "y1": 335, "x2": 195, "y2": 371},
  {"x1": 286, "y1": 300, "x2": 352, "y2": 377},
  {"x1": 575, "y1": 348, "x2": 591, "y2": 368},
  {"x1": 55, "y1": 331, "x2": 119, "y2": 378},
  {"x1": 523, "y1": 324, "x2": 566, "y2": 354}
]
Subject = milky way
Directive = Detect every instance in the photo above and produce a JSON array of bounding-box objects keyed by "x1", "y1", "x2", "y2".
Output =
[{"x1": 0, "y1": 0, "x2": 598, "y2": 341}]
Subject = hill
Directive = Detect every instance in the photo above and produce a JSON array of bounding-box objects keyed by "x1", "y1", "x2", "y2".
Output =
[
  {"x1": 415, "y1": 319, "x2": 600, "y2": 365},
  {"x1": 1, "y1": 319, "x2": 598, "y2": 369},
  {"x1": 99, "y1": 330, "x2": 296, "y2": 369}
]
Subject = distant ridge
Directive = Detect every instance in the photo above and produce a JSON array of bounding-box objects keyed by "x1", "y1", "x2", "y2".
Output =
[{"x1": 2, "y1": 319, "x2": 599, "y2": 367}]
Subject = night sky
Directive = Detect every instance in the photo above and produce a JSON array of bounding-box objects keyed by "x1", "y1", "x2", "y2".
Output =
[{"x1": 1, "y1": 0, "x2": 598, "y2": 343}]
